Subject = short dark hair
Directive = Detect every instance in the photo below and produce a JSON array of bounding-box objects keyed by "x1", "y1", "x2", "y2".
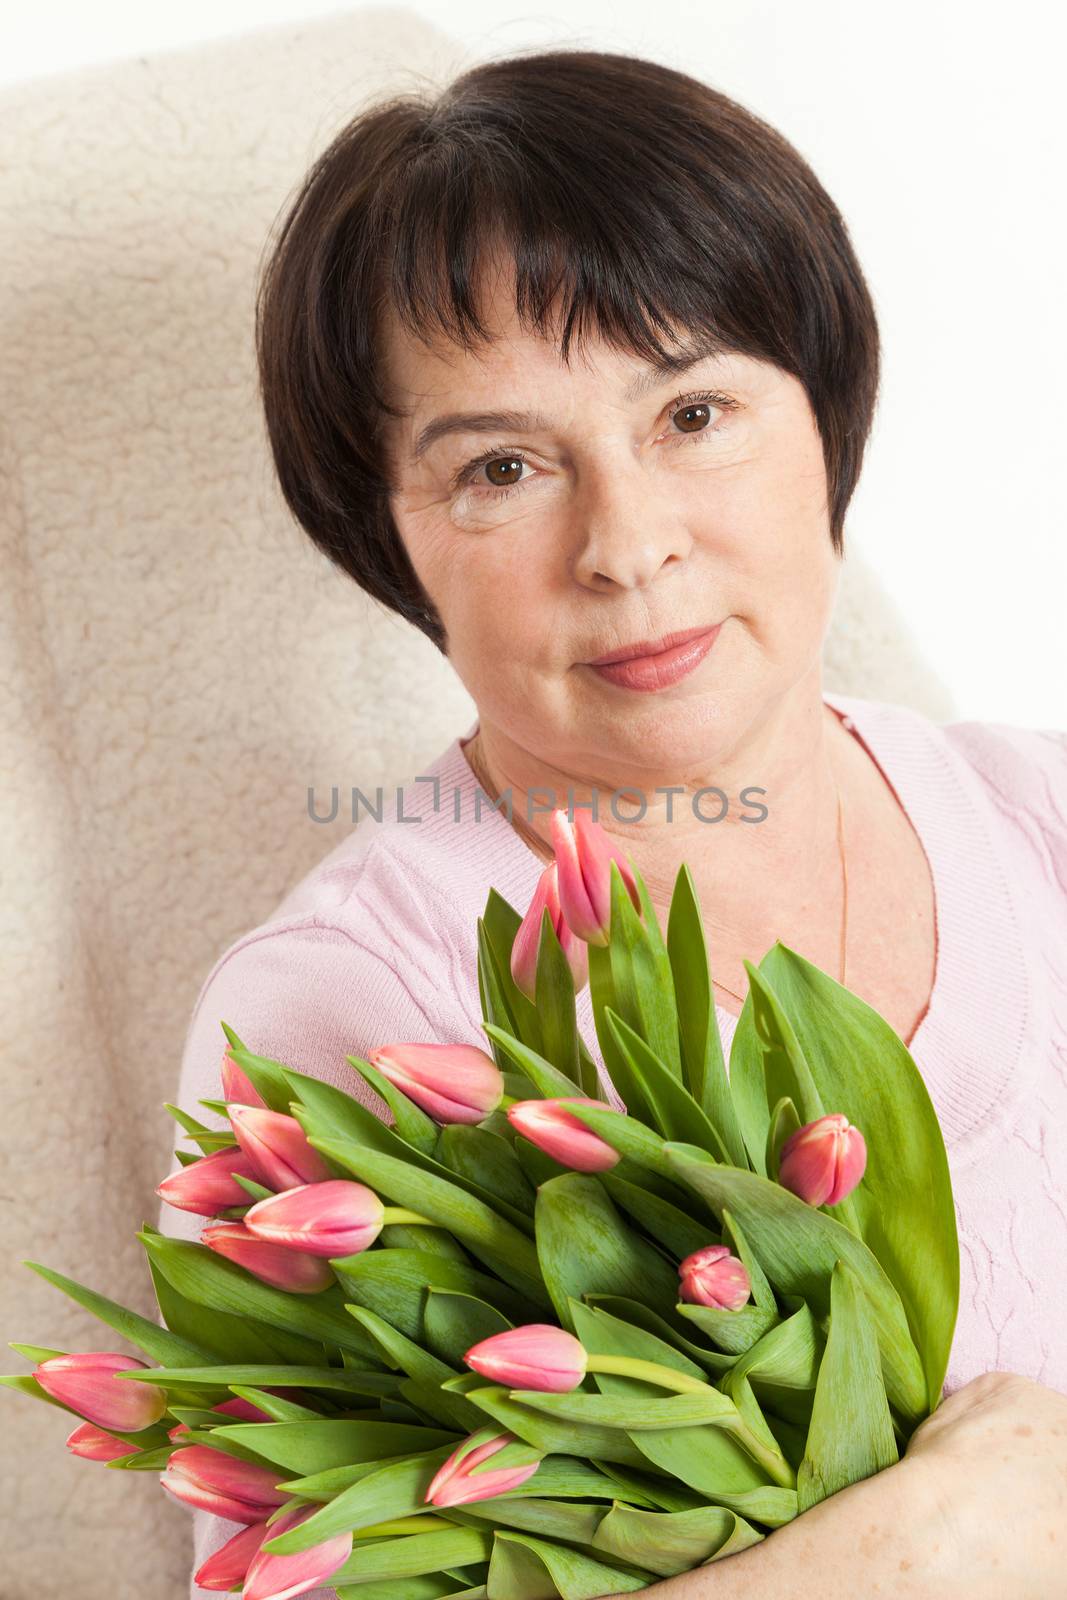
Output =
[{"x1": 255, "y1": 49, "x2": 881, "y2": 655}]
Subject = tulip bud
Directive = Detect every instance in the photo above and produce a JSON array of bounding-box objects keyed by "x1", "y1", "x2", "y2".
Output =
[
  {"x1": 242, "y1": 1502, "x2": 354, "y2": 1600},
  {"x1": 367, "y1": 1042, "x2": 504, "y2": 1124},
  {"x1": 550, "y1": 808, "x2": 642, "y2": 947},
  {"x1": 244, "y1": 1179, "x2": 385, "y2": 1257},
  {"x1": 34, "y1": 1352, "x2": 168, "y2": 1432},
  {"x1": 155, "y1": 1144, "x2": 265, "y2": 1217},
  {"x1": 425, "y1": 1427, "x2": 542, "y2": 1508},
  {"x1": 193, "y1": 1520, "x2": 272, "y2": 1593},
  {"x1": 168, "y1": 1421, "x2": 189, "y2": 1442},
  {"x1": 159, "y1": 1443, "x2": 289, "y2": 1523},
  {"x1": 228, "y1": 1105, "x2": 333, "y2": 1190},
  {"x1": 465, "y1": 1324, "x2": 588, "y2": 1392},
  {"x1": 678, "y1": 1244, "x2": 752, "y2": 1310},
  {"x1": 65, "y1": 1421, "x2": 143, "y2": 1462},
  {"x1": 507, "y1": 1096, "x2": 621, "y2": 1172},
  {"x1": 511, "y1": 863, "x2": 590, "y2": 1001},
  {"x1": 778, "y1": 1112, "x2": 867, "y2": 1207},
  {"x1": 221, "y1": 1047, "x2": 268, "y2": 1109},
  {"x1": 200, "y1": 1221, "x2": 334, "y2": 1293}
]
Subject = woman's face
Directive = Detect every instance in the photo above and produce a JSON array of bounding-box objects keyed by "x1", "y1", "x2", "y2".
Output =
[{"x1": 380, "y1": 258, "x2": 841, "y2": 780}]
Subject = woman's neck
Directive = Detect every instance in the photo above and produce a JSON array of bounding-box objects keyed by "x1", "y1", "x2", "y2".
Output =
[{"x1": 461, "y1": 680, "x2": 857, "y2": 943}]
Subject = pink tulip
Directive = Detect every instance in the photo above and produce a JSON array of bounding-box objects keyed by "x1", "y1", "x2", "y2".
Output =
[
  {"x1": 168, "y1": 1421, "x2": 190, "y2": 1442},
  {"x1": 506, "y1": 1096, "x2": 621, "y2": 1172},
  {"x1": 156, "y1": 1144, "x2": 265, "y2": 1217},
  {"x1": 550, "y1": 808, "x2": 642, "y2": 947},
  {"x1": 678, "y1": 1245, "x2": 752, "y2": 1310},
  {"x1": 425, "y1": 1428, "x2": 542, "y2": 1508},
  {"x1": 194, "y1": 1520, "x2": 273, "y2": 1592},
  {"x1": 159, "y1": 1443, "x2": 288, "y2": 1523},
  {"x1": 465, "y1": 1324, "x2": 588, "y2": 1392},
  {"x1": 221, "y1": 1047, "x2": 268, "y2": 1109},
  {"x1": 34, "y1": 1353, "x2": 168, "y2": 1432},
  {"x1": 243, "y1": 1502, "x2": 354, "y2": 1600},
  {"x1": 228, "y1": 1105, "x2": 333, "y2": 1191},
  {"x1": 367, "y1": 1042, "x2": 504, "y2": 1125},
  {"x1": 65, "y1": 1421, "x2": 143, "y2": 1462},
  {"x1": 510, "y1": 862, "x2": 590, "y2": 1001},
  {"x1": 244, "y1": 1179, "x2": 385, "y2": 1257},
  {"x1": 778, "y1": 1112, "x2": 868, "y2": 1207},
  {"x1": 200, "y1": 1221, "x2": 334, "y2": 1293}
]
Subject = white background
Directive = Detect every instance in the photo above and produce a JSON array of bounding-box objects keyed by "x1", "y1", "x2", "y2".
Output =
[{"x1": 6, "y1": 1, "x2": 1064, "y2": 727}]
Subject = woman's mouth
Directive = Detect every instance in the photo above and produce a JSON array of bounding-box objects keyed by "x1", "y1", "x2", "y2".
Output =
[{"x1": 585, "y1": 623, "x2": 723, "y2": 692}]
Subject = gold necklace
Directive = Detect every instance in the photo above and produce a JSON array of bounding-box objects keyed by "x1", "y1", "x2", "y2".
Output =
[{"x1": 461, "y1": 730, "x2": 848, "y2": 1006}]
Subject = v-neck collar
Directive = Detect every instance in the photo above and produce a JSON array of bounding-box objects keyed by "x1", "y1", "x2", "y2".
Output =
[{"x1": 435, "y1": 688, "x2": 1032, "y2": 1146}]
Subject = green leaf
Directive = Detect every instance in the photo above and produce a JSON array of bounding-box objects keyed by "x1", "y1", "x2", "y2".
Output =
[
  {"x1": 331, "y1": 1527, "x2": 493, "y2": 1586},
  {"x1": 756, "y1": 942, "x2": 959, "y2": 1410},
  {"x1": 21, "y1": 1260, "x2": 212, "y2": 1368},
  {"x1": 145, "y1": 1246, "x2": 324, "y2": 1366},
  {"x1": 480, "y1": 1025, "x2": 585, "y2": 1101},
  {"x1": 797, "y1": 1259, "x2": 899, "y2": 1510},
  {"x1": 436, "y1": 1125, "x2": 537, "y2": 1218},
  {"x1": 424, "y1": 1290, "x2": 513, "y2": 1369},
  {"x1": 534, "y1": 908, "x2": 583, "y2": 1086},
  {"x1": 231, "y1": 1173, "x2": 276, "y2": 1203},
  {"x1": 593, "y1": 1501, "x2": 762, "y2": 1575},
  {"x1": 226, "y1": 1386, "x2": 323, "y2": 1422},
  {"x1": 478, "y1": 900, "x2": 542, "y2": 1068},
  {"x1": 440, "y1": 1377, "x2": 649, "y2": 1469},
  {"x1": 559, "y1": 1105, "x2": 928, "y2": 1425},
  {"x1": 163, "y1": 1103, "x2": 225, "y2": 1154},
  {"x1": 765, "y1": 1097, "x2": 801, "y2": 1184},
  {"x1": 344, "y1": 1056, "x2": 441, "y2": 1157},
  {"x1": 601, "y1": 1007, "x2": 730, "y2": 1161},
  {"x1": 218, "y1": 1026, "x2": 300, "y2": 1112},
  {"x1": 137, "y1": 1233, "x2": 383, "y2": 1360},
  {"x1": 676, "y1": 1301, "x2": 779, "y2": 1356},
  {"x1": 488, "y1": 1530, "x2": 652, "y2": 1600},
  {"x1": 309, "y1": 1138, "x2": 549, "y2": 1309},
  {"x1": 534, "y1": 1173, "x2": 683, "y2": 1336},
  {"x1": 581, "y1": 1296, "x2": 733, "y2": 1378},
  {"x1": 666, "y1": 864, "x2": 749, "y2": 1167},
  {"x1": 261, "y1": 1443, "x2": 459, "y2": 1552},
  {"x1": 337, "y1": 1249, "x2": 538, "y2": 1342},
  {"x1": 505, "y1": 1388, "x2": 736, "y2": 1430},
  {"x1": 567, "y1": 1301, "x2": 770, "y2": 1497},
  {"x1": 598, "y1": 1172, "x2": 718, "y2": 1263},
  {"x1": 218, "y1": 1419, "x2": 460, "y2": 1476},
  {"x1": 586, "y1": 868, "x2": 681, "y2": 1100},
  {"x1": 118, "y1": 1363, "x2": 397, "y2": 1394}
]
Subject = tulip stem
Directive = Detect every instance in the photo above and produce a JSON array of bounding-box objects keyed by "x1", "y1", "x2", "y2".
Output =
[
  {"x1": 586, "y1": 1354, "x2": 712, "y2": 1393},
  {"x1": 722, "y1": 1418, "x2": 797, "y2": 1490},
  {"x1": 381, "y1": 1208, "x2": 436, "y2": 1227},
  {"x1": 586, "y1": 1354, "x2": 796, "y2": 1489}
]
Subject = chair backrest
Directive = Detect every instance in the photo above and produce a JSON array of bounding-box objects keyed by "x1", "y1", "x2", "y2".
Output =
[{"x1": 0, "y1": 13, "x2": 955, "y2": 1595}]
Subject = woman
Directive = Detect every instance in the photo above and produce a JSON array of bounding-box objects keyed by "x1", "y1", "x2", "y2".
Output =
[{"x1": 162, "y1": 49, "x2": 1067, "y2": 1599}]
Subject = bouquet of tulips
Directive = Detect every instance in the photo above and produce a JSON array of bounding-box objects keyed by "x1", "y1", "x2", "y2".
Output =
[{"x1": 4, "y1": 810, "x2": 960, "y2": 1600}]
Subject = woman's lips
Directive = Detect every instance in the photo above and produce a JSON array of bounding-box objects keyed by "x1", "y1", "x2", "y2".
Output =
[{"x1": 587, "y1": 623, "x2": 723, "y2": 692}]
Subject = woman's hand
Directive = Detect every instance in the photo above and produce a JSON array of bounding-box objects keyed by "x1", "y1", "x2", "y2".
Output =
[
  {"x1": 896, "y1": 1369, "x2": 1067, "y2": 1595},
  {"x1": 639, "y1": 1370, "x2": 1067, "y2": 1600}
]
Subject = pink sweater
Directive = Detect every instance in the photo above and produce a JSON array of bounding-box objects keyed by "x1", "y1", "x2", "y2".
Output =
[{"x1": 158, "y1": 689, "x2": 1067, "y2": 1598}]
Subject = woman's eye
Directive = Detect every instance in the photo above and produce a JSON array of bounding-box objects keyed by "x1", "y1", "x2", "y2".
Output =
[{"x1": 453, "y1": 390, "x2": 736, "y2": 500}]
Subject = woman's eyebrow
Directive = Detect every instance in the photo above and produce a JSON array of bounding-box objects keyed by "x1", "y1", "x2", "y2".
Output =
[{"x1": 409, "y1": 335, "x2": 726, "y2": 463}]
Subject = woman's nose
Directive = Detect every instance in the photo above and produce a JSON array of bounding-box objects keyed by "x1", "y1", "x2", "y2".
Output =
[{"x1": 570, "y1": 460, "x2": 694, "y2": 590}]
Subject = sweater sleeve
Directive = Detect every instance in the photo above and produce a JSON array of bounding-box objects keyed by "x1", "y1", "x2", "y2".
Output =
[{"x1": 155, "y1": 915, "x2": 473, "y2": 1600}]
